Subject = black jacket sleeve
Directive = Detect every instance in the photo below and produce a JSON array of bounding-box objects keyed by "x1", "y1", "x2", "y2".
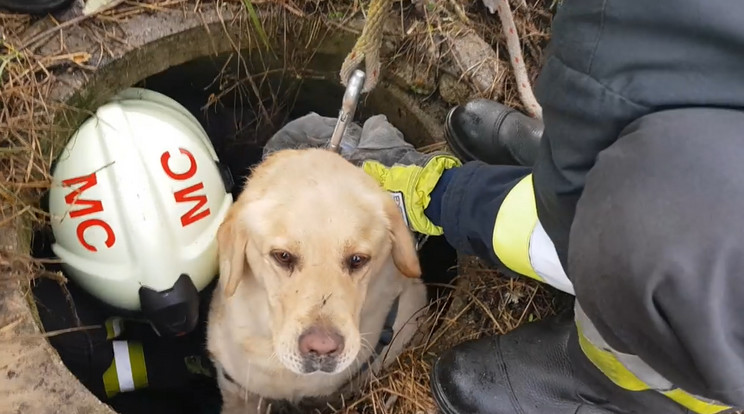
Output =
[{"x1": 429, "y1": 161, "x2": 532, "y2": 275}]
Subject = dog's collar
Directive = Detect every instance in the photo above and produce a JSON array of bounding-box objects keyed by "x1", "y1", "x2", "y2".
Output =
[
  {"x1": 218, "y1": 295, "x2": 401, "y2": 389},
  {"x1": 359, "y1": 295, "x2": 399, "y2": 373}
]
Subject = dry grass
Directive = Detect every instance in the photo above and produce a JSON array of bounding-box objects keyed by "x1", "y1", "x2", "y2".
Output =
[
  {"x1": 338, "y1": 257, "x2": 569, "y2": 414},
  {"x1": 0, "y1": 0, "x2": 559, "y2": 413},
  {"x1": 0, "y1": 0, "x2": 555, "y2": 230},
  {"x1": 387, "y1": 0, "x2": 554, "y2": 110}
]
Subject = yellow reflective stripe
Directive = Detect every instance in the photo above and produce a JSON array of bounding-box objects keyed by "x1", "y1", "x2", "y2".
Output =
[
  {"x1": 662, "y1": 389, "x2": 730, "y2": 414},
  {"x1": 362, "y1": 155, "x2": 461, "y2": 236},
  {"x1": 102, "y1": 360, "x2": 120, "y2": 398},
  {"x1": 575, "y1": 321, "x2": 649, "y2": 391},
  {"x1": 576, "y1": 323, "x2": 731, "y2": 414},
  {"x1": 491, "y1": 174, "x2": 543, "y2": 281},
  {"x1": 128, "y1": 341, "x2": 149, "y2": 390}
]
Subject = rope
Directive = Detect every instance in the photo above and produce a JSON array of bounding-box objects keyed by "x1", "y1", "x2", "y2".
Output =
[
  {"x1": 341, "y1": 0, "x2": 543, "y2": 120},
  {"x1": 339, "y1": 0, "x2": 393, "y2": 93},
  {"x1": 487, "y1": 0, "x2": 543, "y2": 119}
]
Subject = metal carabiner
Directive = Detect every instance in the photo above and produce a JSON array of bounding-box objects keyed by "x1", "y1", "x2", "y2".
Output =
[{"x1": 328, "y1": 70, "x2": 366, "y2": 154}]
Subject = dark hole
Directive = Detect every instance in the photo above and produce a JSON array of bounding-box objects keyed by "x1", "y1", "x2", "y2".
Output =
[{"x1": 30, "y1": 51, "x2": 458, "y2": 414}]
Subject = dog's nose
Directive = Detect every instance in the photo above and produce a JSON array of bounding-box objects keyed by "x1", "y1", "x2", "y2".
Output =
[{"x1": 298, "y1": 325, "x2": 345, "y2": 357}]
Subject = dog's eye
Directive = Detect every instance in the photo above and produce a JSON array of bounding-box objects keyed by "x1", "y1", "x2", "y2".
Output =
[
  {"x1": 271, "y1": 250, "x2": 295, "y2": 268},
  {"x1": 347, "y1": 254, "x2": 370, "y2": 272}
]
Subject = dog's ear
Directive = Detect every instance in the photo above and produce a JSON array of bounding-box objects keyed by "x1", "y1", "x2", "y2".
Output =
[
  {"x1": 217, "y1": 212, "x2": 250, "y2": 298},
  {"x1": 384, "y1": 197, "x2": 422, "y2": 278}
]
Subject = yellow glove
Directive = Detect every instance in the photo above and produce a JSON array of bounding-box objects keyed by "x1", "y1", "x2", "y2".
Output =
[{"x1": 361, "y1": 154, "x2": 461, "y2": 235}]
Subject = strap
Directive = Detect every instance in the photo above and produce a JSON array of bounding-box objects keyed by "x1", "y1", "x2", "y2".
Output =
[
  {"x1": 347, "y1": 294, "x2": 401, "y2": 379},
  {"x1": 370, "y1": 295, "x2": 400, "y2": 359}
]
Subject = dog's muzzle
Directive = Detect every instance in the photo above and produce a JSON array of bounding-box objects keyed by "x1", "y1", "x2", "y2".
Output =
[{"x1": 298, "y1": 325, "x2": 345, "y2": 373}]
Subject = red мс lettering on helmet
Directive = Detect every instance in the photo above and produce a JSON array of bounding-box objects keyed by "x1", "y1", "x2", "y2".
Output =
[
  {"x1": 160, "y1": 148, "x2": 211, "y2": 227},
  {"x1": 62, "y1": 172, "x2": 116, "y2": 252},
  {"x1": 160, "y1": 148, "x2": 198, "y2": 180}
]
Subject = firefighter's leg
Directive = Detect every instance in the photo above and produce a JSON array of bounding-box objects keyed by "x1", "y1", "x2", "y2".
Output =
[
  {"x1": 430, "y1": 108, "x2": 744, "y2": 414},
  {"x1": 569, "y1": 107, "x2": 744, "y2": 411}
]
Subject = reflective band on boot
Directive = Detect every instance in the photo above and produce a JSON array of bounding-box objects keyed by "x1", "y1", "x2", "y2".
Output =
[
  {"x1": 102, "y1": 340, "x2": 149, "y2": 398},
  {"x1": 491, "y1": 174, "x2": 574, "y2": 294},
  {"x1": 574, "y1": 302, "x2": 731, "y2": 414}
]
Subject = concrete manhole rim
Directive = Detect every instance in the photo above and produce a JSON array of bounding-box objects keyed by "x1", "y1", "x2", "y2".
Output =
[{"x1": 1, "y1": 4, "x2": 455, "y2": 413}]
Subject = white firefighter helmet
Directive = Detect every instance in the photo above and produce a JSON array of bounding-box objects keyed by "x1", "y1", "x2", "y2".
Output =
[{"x1": 48, "y1": 87, "x2": 234, "y2": 336}]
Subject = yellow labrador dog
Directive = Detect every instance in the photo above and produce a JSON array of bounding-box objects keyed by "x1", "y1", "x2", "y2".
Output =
[{"x1": 207, "y1": 148, "x2": 428, "y2": 413}]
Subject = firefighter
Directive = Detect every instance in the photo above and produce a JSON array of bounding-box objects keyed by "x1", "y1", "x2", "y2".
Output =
[{"x1": 279, "y1": 0, "x2": 744, "y2": 412}]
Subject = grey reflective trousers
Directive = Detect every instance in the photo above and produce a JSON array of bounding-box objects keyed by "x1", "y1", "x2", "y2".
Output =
[{"x1": 531, "y1": 0, "x2": 744, "y2": 408}]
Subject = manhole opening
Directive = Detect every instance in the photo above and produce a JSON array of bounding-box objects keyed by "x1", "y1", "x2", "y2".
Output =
[{"x1": 30, "y1": 50, "x2": 458, "y2": 414}]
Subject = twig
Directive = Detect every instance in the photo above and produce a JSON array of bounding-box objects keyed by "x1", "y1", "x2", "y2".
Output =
[
  {"x1": 448, "y1": 0, "x2": 469, "y2": 23},
  {"x1": 0, "y1": 205, "x2": 30, "y2": 228},
  {"x1": 0, "y1": 317, "x2": 23, "y2": 336},
  {"x1": 384, "y1": 394, "x2": 399, "y2": 410},
  {"x1": 0, "y1": 324, "x2": 101, "y2": 342}
]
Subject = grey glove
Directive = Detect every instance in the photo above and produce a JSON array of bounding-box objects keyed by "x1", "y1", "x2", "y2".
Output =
[
  {"x1": 263, "y1": 112, "x2": 462, "y2": 237},
  {"x1": 263, "y1": 112, "x2": 432, "y2": 166}
]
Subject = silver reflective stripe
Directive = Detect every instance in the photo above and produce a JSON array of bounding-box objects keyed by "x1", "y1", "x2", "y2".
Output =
[
  {"x1": 112, "y1": 317, "x2": 123, "y2": 338},
  {"x1": 574, "y1": 302, "x2": 673, "y2": 390},
  {"x1": 112, "y1": 340, "x2": 135, "y2": 392},
  {"x1": 528, "y1": 220, "x2": 574, "y2": 295},
  {"x1": 575, "y1": 302, "x2": 726, "y2": 406}
]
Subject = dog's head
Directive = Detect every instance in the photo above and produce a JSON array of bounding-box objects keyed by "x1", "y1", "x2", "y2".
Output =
[{"x1": 217, "y1": 148, "x2": 421, "y2": 375}]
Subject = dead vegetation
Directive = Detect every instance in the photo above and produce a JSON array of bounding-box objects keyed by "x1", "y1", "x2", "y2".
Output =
[
  {"x1": 337, "y1": 256, "x2": 568, "y2": 414},
  {"x1": 0, "y1": 1, "x2": 561, "y2": 413}
]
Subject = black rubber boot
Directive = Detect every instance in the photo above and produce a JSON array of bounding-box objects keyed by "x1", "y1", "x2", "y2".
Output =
[
  {"x1": 430, "y1": 311, "x2": 701, "y2": 414},
  {"x1": 0, "y1": 0, "x2": 73, "y2": 14},
  {"x1": 444, "y1": 99, "x2": 543, "y2": 166}
]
